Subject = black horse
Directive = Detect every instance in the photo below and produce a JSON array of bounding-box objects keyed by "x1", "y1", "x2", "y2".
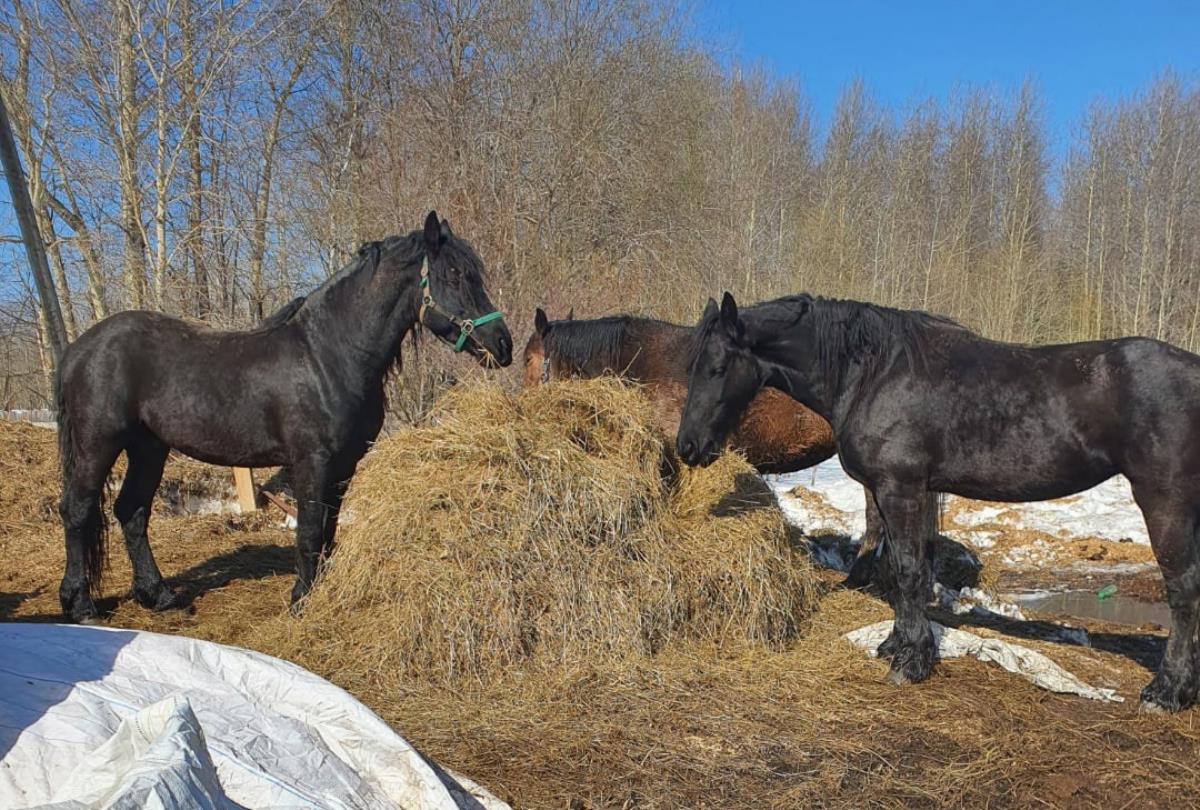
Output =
[
  {"x1": 678, "y1": 292, "x2": 1200, "y2": 713},
  {"x1": 56, "y1": 211, "x2": 512, "y2": 622}
]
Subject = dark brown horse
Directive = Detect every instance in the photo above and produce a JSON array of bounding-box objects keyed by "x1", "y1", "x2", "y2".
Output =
[
  {"x1": 56, "y1": 212, "x2": 512, "y2": 622},
  {"x1": 521, "y1": 309, "x2": 908, "y2": 577}
]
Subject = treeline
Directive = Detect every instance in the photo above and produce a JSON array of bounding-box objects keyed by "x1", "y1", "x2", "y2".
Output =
[{"x1": 1, "y1": 0, "x2": 1198, "y2": 409}]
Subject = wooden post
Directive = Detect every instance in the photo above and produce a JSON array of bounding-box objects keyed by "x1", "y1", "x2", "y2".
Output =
[{"x1": 233, "y1": 467, "x2": 256, "y2": 513}]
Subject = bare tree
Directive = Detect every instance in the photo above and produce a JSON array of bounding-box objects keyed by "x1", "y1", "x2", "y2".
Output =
[{"x1": 0, "y1": 91, "x2": 67, "y2": 362}]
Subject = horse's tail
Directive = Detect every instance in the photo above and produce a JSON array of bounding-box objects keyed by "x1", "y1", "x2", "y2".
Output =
[{"x1": 55, "y1": 362, "x2": 107, "y2": 594}]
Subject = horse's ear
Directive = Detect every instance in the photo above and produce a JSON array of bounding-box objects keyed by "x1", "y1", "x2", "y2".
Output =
[
  {"x1": 440, "y1": 217, "x2": 453, "y2": 240},
  {"x1": 534, "y1": 307, "x2": 550, "y2": 336},
  {"x1": 720, "y1": 292, "x2": 739, "y2": 326},
  {"x1": 702, "y1": 297, "x2": 719, "y2": 320},
  {"x1": 720, "y1": 292, "x2": 746, "y2": 342},
  {"x1": 423, "y1": 210, "x2": 443, "y2": 257},
  {"x1": 565, "y1": 308, "x2": 574, "y2": 321}
]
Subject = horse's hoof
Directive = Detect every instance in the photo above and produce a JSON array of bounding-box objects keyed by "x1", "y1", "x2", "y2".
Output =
[
  {"x1": 1140, "y1": 674, "x2": 1196, "y2": 714},
  {"x1": 136, "y1": 583, "x2": 187, "y2": 612},
  {"x1": 78, "y1": 614, "x2": 103, "y2": 626},
  {"x1": 152, "y1": 591, "x2": 188, "y2": 612},
  {"x1": 884, "y1": 639, "x2": 936, "y2": 685}
]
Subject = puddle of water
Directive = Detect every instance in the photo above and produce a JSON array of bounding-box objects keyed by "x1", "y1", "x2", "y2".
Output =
[{"x1": 1010, "y1": 590, "x2": 1171, "y2": 628}]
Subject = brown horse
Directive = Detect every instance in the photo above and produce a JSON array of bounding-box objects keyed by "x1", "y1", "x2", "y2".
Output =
[{"x1": 522, "y1": 308, "x2": 894, "y2": 580}]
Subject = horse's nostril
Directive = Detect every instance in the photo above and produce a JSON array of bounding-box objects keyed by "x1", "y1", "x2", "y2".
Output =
[{"x1": 681, "y1": 440, "x2": 695, "y2": 459}]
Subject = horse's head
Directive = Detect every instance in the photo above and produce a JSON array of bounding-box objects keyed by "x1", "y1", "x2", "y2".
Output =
[
  {"x1": 520, "y1": 307, "x2": 574, "y2": 387},
  {"x1": 418, "y1": 211, "x2": 513, "y2": 368},
  {"x1": 677, "y1": 292, "x2": 763, "y2": 467}
]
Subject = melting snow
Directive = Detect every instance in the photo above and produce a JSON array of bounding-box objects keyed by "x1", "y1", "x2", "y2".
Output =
[{"x1": 768, "y1": 459, "x2": 1149, "y2": 546}]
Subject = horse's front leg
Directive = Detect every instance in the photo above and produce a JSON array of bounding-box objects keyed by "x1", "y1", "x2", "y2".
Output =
[
  {"x1": 288, "y1": 455, "x2": 340, "y2": 613},
  {"x1": 875, "y1": 482, "x2": 937, "y2": 685}
]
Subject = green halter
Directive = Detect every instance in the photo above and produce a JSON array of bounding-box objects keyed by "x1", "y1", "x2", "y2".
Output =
[{"x1": 418, "y1": 257, "x2": 504, "y2": 353}]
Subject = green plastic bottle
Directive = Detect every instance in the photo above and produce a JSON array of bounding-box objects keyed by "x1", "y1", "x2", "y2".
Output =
[{"x1": 1097, "y1": 584, "x2": 1118, "y2": 601}]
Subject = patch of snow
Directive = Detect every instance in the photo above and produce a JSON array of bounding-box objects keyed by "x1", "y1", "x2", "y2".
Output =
[
  {"x1": 1067, "y1": 561, "x2": 1157, "y2": 576},
  {"x1": 766, "y1": 459, "x2": 867, "y2": 538},
  {"x1": 944, "y1": 528, "x2": 1000, "y2": 549},
  {"x1": 933, "y1": 584, "x2": 1026, "y2": 621},
  {"x1": 769, "y1": 459, "x2": 1149, "y2": 552},
  {"x1": 948, "y1": 476, "x2": 1147, "y2": 544}
]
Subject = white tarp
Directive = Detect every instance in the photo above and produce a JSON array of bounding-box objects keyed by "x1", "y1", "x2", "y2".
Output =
[
  {"x1": 0, "y1": 624, "x2": 508, "y2": 810},
  {"x1": 845, "y1": 620, "x2": 1124, "y2": 703}
]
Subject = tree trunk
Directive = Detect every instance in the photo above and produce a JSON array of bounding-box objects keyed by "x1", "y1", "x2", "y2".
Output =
[
  {"x1": 182, "y1": 0, "x2": 209, "y2": 318},
  {"x1": 0, "y1": 93, "x2": 68, "y2": 362},
  {"x1": 117, "y1": 0, "x2": 147, "y2": 308}
]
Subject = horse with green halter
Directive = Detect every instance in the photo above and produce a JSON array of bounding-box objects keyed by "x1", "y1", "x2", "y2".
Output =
[{"x1": 418, "y1": 258, "x2": 504, "y2": 357}]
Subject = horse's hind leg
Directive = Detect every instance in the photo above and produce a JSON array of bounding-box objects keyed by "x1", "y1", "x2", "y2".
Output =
[
  {"x1": 1135, "y1": 492, "x2": 1200, "y2": 712},
  {"x1": 115, "y1": 436, "x2": 183, "y2": 612},
  {"x1": 874, "y1": 482, "x2": 937, "y2": 684},
  {"x1": 59, "y1": 443, "x2": 121, "y2": 623}
]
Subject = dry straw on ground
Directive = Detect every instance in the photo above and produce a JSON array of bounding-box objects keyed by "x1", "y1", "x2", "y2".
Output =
[{"x1": 262, "y1": 379, "x2": 820, "y2": 685}]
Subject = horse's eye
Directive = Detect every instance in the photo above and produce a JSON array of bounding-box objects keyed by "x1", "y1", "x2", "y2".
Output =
[{"x1": 711, "y1": 365, "x2": 726, "y2": 376}]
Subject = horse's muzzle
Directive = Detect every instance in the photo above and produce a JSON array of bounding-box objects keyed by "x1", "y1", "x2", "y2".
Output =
[
  {"x1": 677, "y1": 436, "x2": 719, "y2": 468},
  {"x1": 469, "y1": 330, "x2": 512, "y2": 369}
]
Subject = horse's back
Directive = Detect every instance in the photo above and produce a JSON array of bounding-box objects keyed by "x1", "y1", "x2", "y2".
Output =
[
  {"x1": 58, "y1": 310, "x2": 306, "y2": 466},
  {"x1": 865, "y1": 332, "x2": 1200, "y2": 498}
]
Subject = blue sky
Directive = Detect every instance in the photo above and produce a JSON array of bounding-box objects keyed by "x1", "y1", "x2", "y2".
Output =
[{"x1": 699, "y1": 0, "x2": 1200, "y2": 155}]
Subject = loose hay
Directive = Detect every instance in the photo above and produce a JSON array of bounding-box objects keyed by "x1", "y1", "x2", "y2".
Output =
[
  {"x1": 0, "y1": 420, "x2": 60, "y2": 523},
  {"x1": 265, "y1": 380, "x2": 820, "y2": 684}
]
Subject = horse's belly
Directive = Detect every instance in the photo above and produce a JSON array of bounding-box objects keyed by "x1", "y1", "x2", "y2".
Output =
[
  {"x1": 143, "y1": 405, "x2": 287, "y2": 468},
  {"x1": 932, "y1": 457, "x2": 1118, "y2": 503}
]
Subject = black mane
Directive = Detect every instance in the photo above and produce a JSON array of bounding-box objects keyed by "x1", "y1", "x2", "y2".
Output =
[
  {"x1": 697, "y1": 293, "x2": 968, "y2": 393},
  {"x1": 257, "y1": 296, "x2": 307, "y2": 329},
  {"x1": 545, "y1": 315, "x2": 678, "y2": 373},
  {"x1": 802, "y1": 296, "x2": 966, "y2": 391}
]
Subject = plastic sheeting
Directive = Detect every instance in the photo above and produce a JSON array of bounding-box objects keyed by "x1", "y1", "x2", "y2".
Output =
[
  {"x1": 0, "y1": 624, "x2": 509, "y2": 809},
  {"x1": 845, "y1": 620, "x2": 1124, "y2": 703}
]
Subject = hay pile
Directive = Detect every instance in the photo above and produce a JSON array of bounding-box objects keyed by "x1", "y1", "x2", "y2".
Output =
[
  {"x1": 265, "y1": 380, "x2": 819, "y2": 684},
  {"x1": 0, "y1": 420, "x2": 61, "y2": 523}
]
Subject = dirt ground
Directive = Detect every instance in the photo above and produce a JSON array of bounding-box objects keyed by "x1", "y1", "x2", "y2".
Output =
[{"x1": 4, "y1": 511, "x2": 1198, "y2": 809}]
